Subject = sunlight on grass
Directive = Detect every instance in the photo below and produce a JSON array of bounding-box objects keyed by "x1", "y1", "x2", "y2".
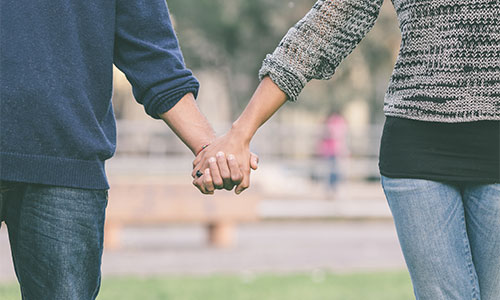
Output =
[{"x1": 0, "y1": 270, "x2": 413, "y2": 300}]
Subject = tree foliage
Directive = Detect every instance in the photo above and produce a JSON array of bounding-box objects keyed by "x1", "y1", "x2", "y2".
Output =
[{"x1": 167, "y1": 0, "x2": 400, "y2": 122}]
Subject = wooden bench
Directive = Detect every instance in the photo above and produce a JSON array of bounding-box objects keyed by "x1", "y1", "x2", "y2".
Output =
[{"x1": 104, "y1": 177, "x2": 260, "y2": 249}]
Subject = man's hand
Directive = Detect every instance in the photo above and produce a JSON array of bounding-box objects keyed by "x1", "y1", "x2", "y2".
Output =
[
  {"x1": 191, "y1": 77, "x2": 288, "y2": 195},
  {"x1": 192, "y1": 130, "x2": 258, "y2": 195},
  {"x1": 159, "y1": 92, "x2": 257, "y2": 195}
]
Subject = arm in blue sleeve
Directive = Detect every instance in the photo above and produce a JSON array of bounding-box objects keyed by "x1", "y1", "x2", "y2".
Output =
[{"x1": 113, "y1": 0, "x2": 199, "y2": 119}]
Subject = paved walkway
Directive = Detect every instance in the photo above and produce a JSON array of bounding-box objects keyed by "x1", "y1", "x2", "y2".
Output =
[
  {"x1": 1, "y1": 158, "x2": 401, "y2": 283},
  {"x1": 0, "y1": 220, "x2": 405, "y2": 282}
]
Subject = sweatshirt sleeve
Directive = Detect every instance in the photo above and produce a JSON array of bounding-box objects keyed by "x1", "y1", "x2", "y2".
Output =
[
  {"x1": 259, "y1": 0, "x2": 383, "y2": 101},
  {"x1": 113, "y1": 0, "x2": 199, "y2": 119}
]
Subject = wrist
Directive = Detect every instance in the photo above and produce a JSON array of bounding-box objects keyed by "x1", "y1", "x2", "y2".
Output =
[
  {"x1": 230, "y1": 120, "x2": 253, "y2": 145},
  {"x1": 194, "y1": 133, "x2": 215, "y2": 155},
  {"x1": 195, "y1": 143, "x2": 211, "y2": 156}
]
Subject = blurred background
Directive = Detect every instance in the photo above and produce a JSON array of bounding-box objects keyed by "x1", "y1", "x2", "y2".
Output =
[{"x1": 0, "y1": 0, "x2": 415, "y2": 299}]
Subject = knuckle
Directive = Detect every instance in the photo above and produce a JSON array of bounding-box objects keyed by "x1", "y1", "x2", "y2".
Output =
[
  {"x1": 232, "y1": 173, "x2": 243, "y2": 181},
  {"x1": 232, "y1": 178, "x2": 242, "y2": 185}
]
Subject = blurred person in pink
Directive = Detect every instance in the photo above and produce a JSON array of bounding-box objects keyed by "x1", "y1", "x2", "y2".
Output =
[{"x1": 318, "y1": 113, "x2": 348, "y2": 193}]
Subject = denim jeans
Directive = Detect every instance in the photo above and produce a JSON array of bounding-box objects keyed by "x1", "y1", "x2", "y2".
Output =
[
  {"x1": 0, "y1": 181, "x2": 108, "y2": 300},
  {"x1": 381, "y1": 176, "x2": 500, "y2": 300}
]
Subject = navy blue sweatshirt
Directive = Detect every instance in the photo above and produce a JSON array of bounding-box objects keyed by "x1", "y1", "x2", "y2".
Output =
[{"x1": 0, "y1": 0, "x2": 199, "y2": 189}]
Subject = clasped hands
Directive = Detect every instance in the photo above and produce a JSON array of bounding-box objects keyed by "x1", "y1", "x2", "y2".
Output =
[{"x1": 191, "y1": 129, "x2": 258, "y2": 195}]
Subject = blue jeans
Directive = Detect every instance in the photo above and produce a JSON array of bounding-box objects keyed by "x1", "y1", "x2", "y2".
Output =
[
  {"x1": 381, "y1": 176, "x2": 500, "y2": 300},
  {"x1": 0, "y1": 181, "x2": 108, "y2": 300}
]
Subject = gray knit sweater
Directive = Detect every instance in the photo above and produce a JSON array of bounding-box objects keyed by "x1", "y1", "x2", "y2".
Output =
[{"x1": 259, "y1": 0, "x2": 500, "y2": 122}]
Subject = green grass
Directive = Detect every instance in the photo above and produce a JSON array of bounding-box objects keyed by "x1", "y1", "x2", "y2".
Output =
[{"x1": 0, "y1": 270, "x2": 414, "y2": 300}]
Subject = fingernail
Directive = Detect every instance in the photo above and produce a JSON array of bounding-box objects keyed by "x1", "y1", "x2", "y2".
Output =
[
  {"x1": 216, "y1": 151, "x2": 225, "y2": 158},
  {"x1": 228, "y1": 154, "x2": 235, "y2": 160},
  {"x1": 205, "y1": 168, "x2": 210, "y2": 174},
  {"x1": 208, "y1": 157, "x2": 216, "y2": 163}
]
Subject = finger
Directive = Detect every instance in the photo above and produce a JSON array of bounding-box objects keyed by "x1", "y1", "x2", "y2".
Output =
[
  {"x1": 192, "y1": 166, "x2": 203, "y2": 179},
  {"x1": 216, "y1": 152, "x2": 234, "y2": 190},
  {"x1": 202, "y1": 168, "x2": 215, "y2": 194},
  {"x1": 193, "y1": 177, "x2": 207, "y2": 194},
  {"x1": 192, "y1": 170, "x2": 212, "y2": 195},
  {"x1": 216, "y1": 152, "x2": 230, "y2": 179},
  {"x1": 193, "y1": 154, "x2": 202, "y2": 169},
  {"x1": 250, "y1": 153, "x2": 259, "y2": 170},
  {"x1": 235, "y1": 171, "x2": 250, "y2": 195},
  {"x1": 192, "y1": 156, "x2": 206, "y2": 179},
  {"x1": 227, "y1": 154, "x2": 243, "y2": 184},
  {"x1": 208, "y1": 157, "x2": 223, "y2": 189},
  {"x1": 192, "y1": 164, "x2": 199, "y2": 179}
]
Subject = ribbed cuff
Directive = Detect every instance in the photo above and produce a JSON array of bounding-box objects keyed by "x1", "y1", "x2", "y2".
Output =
[
  {"x1": 0, "y1": 152, "x2": 109, "y2": 189},
  {"x1": 153, "y1": 85, "x2": 200, "y2": 118},
  {"x1": 147, "y1": 84, "x2": 200, "y2": 119},
  {"x1": 259, "y1": 55, "x2": 307, "y2": 102}
]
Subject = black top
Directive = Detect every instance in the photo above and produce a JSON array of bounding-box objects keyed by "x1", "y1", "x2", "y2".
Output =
[{"x1": 379, "y1": 117, "x2": 500, "y2": 183}]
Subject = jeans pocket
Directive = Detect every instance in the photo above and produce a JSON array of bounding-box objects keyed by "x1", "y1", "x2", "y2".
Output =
[
  {"x1": 93, "y1": 189, "x2": 109, "y2": 210},
  {"x1": 93, "y1": 189, "x2": 108, "y2": 199},
  {"x1": 0, "y1": 182, "x2": 13, "y2": 224}
]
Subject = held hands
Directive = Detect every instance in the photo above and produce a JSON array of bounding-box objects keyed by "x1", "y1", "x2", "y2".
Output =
[
  {"x1": 192, "y1": 129, "x2": 258, "y2": 195},
  {"x1": 190, "y1": 78, "x2": 287, "y2": 195}
]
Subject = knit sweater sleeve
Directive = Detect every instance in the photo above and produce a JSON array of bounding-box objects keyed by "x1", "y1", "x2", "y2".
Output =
[
  {"x1": 114, "y1": 0, "x2": 199, "y2": 119},
  {"x1": 259, "y1": 0, "x2": 383, "y2": 101}
]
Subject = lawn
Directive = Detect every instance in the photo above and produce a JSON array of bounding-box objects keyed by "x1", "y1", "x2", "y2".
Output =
[{"x1": 0, "y1": 270, "x2": 414, "y2": 300}]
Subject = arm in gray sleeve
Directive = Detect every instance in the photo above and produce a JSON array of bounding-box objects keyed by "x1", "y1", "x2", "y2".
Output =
[{"x1": 259, "y1": 0, "x2": 383, "y2": 101}]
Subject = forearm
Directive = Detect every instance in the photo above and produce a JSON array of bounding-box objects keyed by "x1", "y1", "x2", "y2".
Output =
[
  {"x1": 259, "y1": 0, "x2": 383, "y2": 101},
  {"x1": 160, "y1": 93, "x2": 216, "y2": 155},
  {"x1": 230, "y1": 77, "x2": 287, "y2": 143}
]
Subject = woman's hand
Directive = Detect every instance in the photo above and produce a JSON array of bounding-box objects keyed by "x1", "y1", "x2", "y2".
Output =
[
  {"x1": 192, "y1": 129, "x2": 258, "y2": 195},
  {"x1": 192, "y1": 76, "x2": 287, "y2": 195}
]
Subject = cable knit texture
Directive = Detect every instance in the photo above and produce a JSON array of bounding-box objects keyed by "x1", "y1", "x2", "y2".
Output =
[{"x1": 259, "y1": 0, "x2": 500, "y2": 122}]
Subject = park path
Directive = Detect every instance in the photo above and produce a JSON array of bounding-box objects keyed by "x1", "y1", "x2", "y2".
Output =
[
  {"x1": 1, "y1": 158, "x2": 405, "y2": 282},
  {"x1": 0, "y1": 220, "x2": 405, "y2": 282}
]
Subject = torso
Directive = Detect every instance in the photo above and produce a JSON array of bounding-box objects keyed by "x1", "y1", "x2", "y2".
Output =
[{"x1": 379, "y1": 116, "x2": 500, "y2": 183}]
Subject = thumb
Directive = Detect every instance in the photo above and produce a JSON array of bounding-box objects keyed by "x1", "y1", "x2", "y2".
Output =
[{"x1": 250, "y1": 152, "x2": 259, "y2": 170}]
